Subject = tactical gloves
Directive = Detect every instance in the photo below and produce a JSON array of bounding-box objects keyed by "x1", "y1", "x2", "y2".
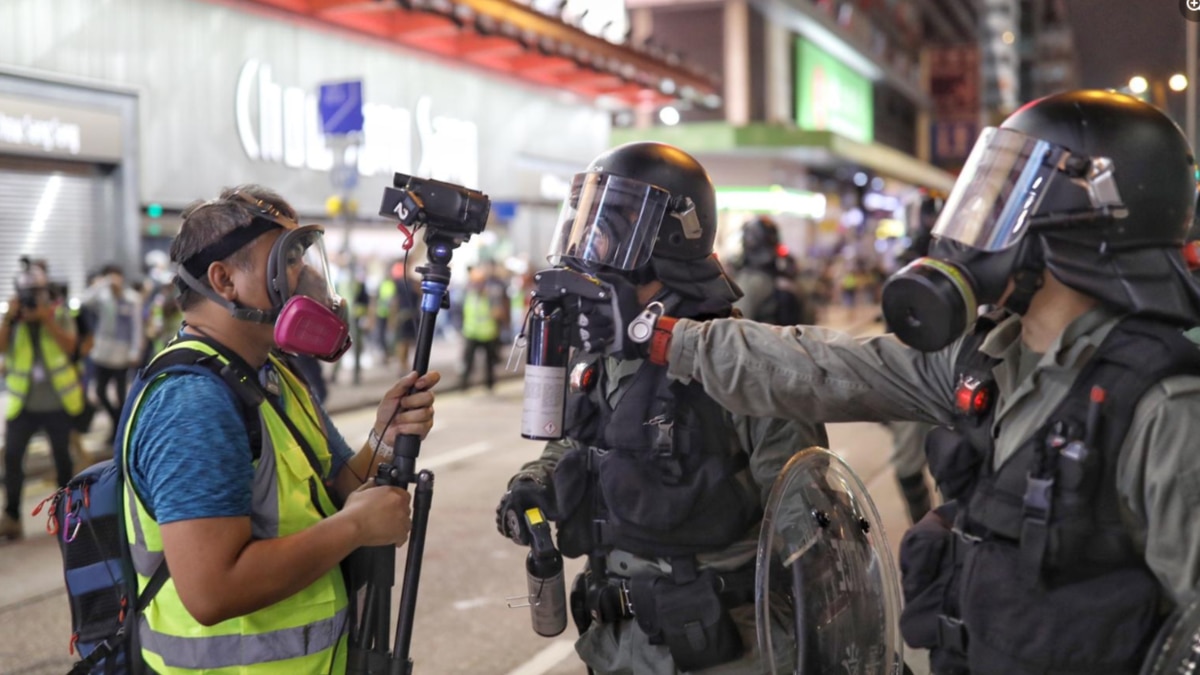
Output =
[
  {"x1": 495, "y1": 474, "x2": 556, "y2": 546},
  {"x1": 560, "y1": 272, "x2": 651, "y2": 359}
]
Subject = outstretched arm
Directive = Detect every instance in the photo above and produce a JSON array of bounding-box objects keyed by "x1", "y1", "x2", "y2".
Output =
[{"x1": 666, "y1": 319, "x2": 961, "y2": 427}]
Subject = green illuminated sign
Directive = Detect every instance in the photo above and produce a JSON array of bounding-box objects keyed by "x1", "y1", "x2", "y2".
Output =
[
  {"x1": 146, "y1": 203, "x2": 163, "y2": 218},
  {"x1": 795, "y1": 38, "x2": 874, "y2": 143}
]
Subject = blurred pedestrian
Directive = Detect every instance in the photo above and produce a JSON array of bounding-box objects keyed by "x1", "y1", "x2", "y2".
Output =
[
  {"x1": 458, "y1": 259, "x2": 508, "y2": 392},
  {"x1": 81, "y1": 264, "x2": 143, "y2": 442},
  {"x1": 372, "y1": 273, "x2": 396, "y2": 366},
  {"x1": 393, "y1": 268, "x2": 420, "y2": 373}
]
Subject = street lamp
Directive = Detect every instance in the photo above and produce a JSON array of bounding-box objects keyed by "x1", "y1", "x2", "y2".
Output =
[
  {"x1": 1130, "y1": 76, "x2": 1149, "y2": 95},
  {"x1": 1170, "y1": 73, "x2": 1189, "y2": 93}
]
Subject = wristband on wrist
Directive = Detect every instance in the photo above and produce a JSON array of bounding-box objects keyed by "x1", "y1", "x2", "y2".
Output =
[
  {"x1": 648, "y1": 316, "x2": 677, "y2": 366},
  {"x1": 368, "y1": 427, "x2": 395, "y2": 461}
]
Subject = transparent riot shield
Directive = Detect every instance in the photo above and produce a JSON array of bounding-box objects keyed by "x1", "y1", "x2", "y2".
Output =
[
  {"x1": 756, "y1": 447, "x2": 904, "y2": 675},
  {"x1": 1139, "y1": 595, "x2": 1200, "y2": 675}
]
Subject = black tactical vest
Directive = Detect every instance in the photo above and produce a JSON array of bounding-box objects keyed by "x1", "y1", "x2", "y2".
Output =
[
  {"x1": 551, "y1": 354, "x2": 762, "y2": 561},
  {"x1": 902, "y1": 315, "x2": 1200, "y2": 675}
]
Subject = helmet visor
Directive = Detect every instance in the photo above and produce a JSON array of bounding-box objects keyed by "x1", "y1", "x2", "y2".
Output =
[
  {"x1": 932, "y1": 127, "x2": 1066, "y2": 252},
  {"x1": 547, "y1": 172, "x2": 672, "y2": 271},
  {"x1": 271, "y1": 226, "x2": 342, "y2": 310}
]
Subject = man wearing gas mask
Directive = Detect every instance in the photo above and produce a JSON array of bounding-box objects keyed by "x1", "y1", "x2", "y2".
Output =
[
  {"x1": 554, "y1": 91, "x2": 1200, "y2": 675},
  {"x1": 495, "y1": 142, "x2": 828, "y2": 674},
  {"x1": 120, "y1": 186, "x2": 439, "y2": 674}
]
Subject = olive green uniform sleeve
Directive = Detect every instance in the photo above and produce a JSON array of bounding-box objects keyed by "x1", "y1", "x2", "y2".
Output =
[
  {"x1": 666, "y1": 318, "x2": 961, "y2": 426},
  {"x1": 512, "y1": 438, "x2": 573, "y2": 486},
  {"x1": 1117, "y1": 375, "x2": 1200, "y2": 604},
  {"x1": 735, "y1": 413, "x2": 829, "y2": 503}
]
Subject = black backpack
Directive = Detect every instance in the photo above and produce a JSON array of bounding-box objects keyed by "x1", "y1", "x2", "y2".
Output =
[{"x1": 42, "y1": 343, "x2": 263, "y2": 675}]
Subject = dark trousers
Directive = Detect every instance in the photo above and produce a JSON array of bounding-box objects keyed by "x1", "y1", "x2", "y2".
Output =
[
  {"x1": 4, "y1": 410, "x2": 73, "y2": 520},
  {"x1": 460, "y1": 338, "x2": 499, "y2": 391},
  {"x1": 94, "y1": 366, "x2": 128, "y2": 440}
]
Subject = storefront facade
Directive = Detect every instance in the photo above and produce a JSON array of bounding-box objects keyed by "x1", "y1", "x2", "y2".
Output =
[{"x1": 0, "y1": 0, "x2": 615, "y2": 293}]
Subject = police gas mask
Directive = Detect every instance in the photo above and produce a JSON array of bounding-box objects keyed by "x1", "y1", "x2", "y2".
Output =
[
  {"x1": 881, "y1": 126, "x2": 1128, "y2": 352},
  {"x1": 176, "y1": 194, "x2": 352, "y2": 362}
]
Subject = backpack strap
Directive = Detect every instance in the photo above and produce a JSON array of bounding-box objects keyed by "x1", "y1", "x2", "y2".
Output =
[{"x1": 133, "y1": 339, "x2": 265, "y2": 461}]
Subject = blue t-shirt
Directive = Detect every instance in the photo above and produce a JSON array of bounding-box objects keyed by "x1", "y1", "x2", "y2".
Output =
[{"x1": 128, "y1": 365, "x2": 354, "y2": 525}]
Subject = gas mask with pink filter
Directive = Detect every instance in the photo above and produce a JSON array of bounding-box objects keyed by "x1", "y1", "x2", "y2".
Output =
[{"x1": 175, "y1": 193, "x2": 352, "y2": 362}]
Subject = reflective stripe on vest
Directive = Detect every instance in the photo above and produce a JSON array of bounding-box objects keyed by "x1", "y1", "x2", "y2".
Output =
[
  {"x1": 4, "y1": 317, "x2": 84, "y2": 420},
  {"x1": 122, "y1": 343, "x2": 347, "y2": 673},
  {"x1": 137, "y1": 608, "x2": 349, "y2": 670}
]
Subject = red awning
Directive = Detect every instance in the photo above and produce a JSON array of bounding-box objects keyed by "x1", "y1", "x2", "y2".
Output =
[{"x1": 232, "y1": 0, "x2": 720, "y2": 108}]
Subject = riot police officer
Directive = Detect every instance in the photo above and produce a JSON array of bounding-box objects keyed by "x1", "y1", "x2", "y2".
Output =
[
  {"x1": 496, "y1": 142, "x2": 827, "y2": 674},
  {"x1": 556, "y1": 91, "x2": 1200, "y2": 675}
]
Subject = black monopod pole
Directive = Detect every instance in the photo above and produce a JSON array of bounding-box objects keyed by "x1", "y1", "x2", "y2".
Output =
[{"x1": 349, "y1": 239, "x2": 454, "y2": 675}]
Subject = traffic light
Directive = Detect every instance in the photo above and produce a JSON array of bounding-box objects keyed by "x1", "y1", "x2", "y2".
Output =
[{"x1": 144, "y1": 202, "x2": 165, "y2": 237}]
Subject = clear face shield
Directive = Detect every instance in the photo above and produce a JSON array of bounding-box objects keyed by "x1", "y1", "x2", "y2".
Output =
[
  {"x1": 547, "y1": 172, "x2": 673, "y2": 271},
  {"x1": 267, "y1": 225, "x2": 351, "y2": 362},
  {"x1": 931, "y1": 126, "x2": 1128, "y2": 252},
  {"x1": 268, "y1": 226, "x2": 342, "y2": 310}
]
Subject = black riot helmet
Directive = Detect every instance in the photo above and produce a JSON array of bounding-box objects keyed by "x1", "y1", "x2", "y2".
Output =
[
  {"x1": 548, "y1": 141, "x2": 740, "y2": 305},
  {"x1": 742, "y1": 216, "x2": 782, "y2": 271},
  {"x1": 882, "y1": 90, "x2": 1200, "y2": 352}
]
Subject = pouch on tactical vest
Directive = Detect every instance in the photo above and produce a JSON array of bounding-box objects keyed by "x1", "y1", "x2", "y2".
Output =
[
  {"x1": 553, "y1": 358, "x2": 760, "y2": 560},
  {"x1": 628, "y1": 568, "x2": 744, "y2": 671},
  {"x1": 898, "y1": 503, "x2": 970, "y2": 675}
]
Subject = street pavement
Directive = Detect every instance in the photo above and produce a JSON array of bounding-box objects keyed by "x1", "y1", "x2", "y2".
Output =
[{"x1": 0, "y1": 305, "x2": 936, "y2": 675}]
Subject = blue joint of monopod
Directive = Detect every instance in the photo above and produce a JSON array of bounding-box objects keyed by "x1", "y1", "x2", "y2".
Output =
[{"x1": 420, "y1": 280, "x2": 448, "y2": 313}]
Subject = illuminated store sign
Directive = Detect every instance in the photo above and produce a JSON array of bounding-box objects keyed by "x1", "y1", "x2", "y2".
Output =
[
  {"x1": 795, "y1": 38, "x2": 874, "y2": 143},
  {"x1": 234, "y1": 60, "x2": 479, "y2": 188}
]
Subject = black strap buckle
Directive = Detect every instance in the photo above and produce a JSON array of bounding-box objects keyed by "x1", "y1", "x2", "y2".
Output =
[
  {"x1": 1022, "y1": 474, "x2": 1055, "y2": 524},
  {"x1": 937, "y1": 614, "x2": 969, "y2": 654},
  {"x1": 1019, "y1": 473, "x2": 1055, "y2": 584}
]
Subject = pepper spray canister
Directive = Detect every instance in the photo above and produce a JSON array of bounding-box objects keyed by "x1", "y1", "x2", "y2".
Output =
[
  {"x1": 521, "y1": 301, "x2": 568, "y2": 440},
  {"x1": 524, "y1": 507, "x2": 567, "y2": 637}
]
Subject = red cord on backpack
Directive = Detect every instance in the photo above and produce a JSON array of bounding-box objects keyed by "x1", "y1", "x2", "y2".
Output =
[{"x1": 69, "y1": 631, "x2": 78, "y2": 655}]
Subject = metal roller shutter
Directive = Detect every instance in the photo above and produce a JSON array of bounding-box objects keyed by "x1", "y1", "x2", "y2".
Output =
[{"x1": 0, "y1": 165, "x2": 112, "y2": 303}]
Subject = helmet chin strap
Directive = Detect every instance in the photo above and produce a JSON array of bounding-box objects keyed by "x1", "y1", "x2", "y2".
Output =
[
  {"x1": 176, "y1": 267, "x2": 279, "y2": 325},
  {"x1": 1001, "y1": 238, "x2": 1046, "y2": 316}
]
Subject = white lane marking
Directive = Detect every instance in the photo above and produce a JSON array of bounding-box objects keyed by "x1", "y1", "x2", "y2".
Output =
[
  {"x1": 452, "y1": 596, "x2": 492, "y2": 611},
  {"x1": 504, "y1": 639, "x2": 578, "y2": 675},
  {"x1": 421, "y1": 441, "x2": 495, "y2": 469}
]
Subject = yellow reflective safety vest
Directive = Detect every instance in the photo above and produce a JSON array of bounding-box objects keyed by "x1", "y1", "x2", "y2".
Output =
[
  {"x1": 121, "y1": 341, "x2": 349, "y2": 674},
  {"x1": 4, "y1": 314, "x2": 84, "y2": 420},
  {"x1": 461, "y1": 288, "x2": 499, "y2": 342}
]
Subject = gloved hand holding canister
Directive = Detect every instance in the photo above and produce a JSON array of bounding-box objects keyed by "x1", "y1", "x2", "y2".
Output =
[{"x1": 495, "y1": 473, "x2": 557, "y2": 545}]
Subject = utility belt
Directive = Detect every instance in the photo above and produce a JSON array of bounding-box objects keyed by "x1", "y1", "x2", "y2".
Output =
[{"x1": 569, "y1": 554, "x2": 750, "y2": 672}]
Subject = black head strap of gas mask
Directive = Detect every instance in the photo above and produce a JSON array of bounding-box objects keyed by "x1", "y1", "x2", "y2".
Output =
[{"x1": 174, "y1": 216, "x2": 282, "y2": 324}]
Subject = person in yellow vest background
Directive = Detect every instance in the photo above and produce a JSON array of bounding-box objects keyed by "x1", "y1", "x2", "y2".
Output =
[
  {"x1": 458, "y1": 258, "x2": 509, "y2": 392},
  {"x1": 0, "y1": 257, "x2": 83, "y2": 541},
  {"x1": 122, "y1": 185, "x2": 440, "y2": 673}
]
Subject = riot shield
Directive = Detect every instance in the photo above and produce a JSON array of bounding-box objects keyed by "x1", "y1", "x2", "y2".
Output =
[
  {"x1": 1139, "y1": 595, "x2": 1200, "y2": 675},
  {"x1": 756, "y1": 447, "x2": 904, "y2": 675}
]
